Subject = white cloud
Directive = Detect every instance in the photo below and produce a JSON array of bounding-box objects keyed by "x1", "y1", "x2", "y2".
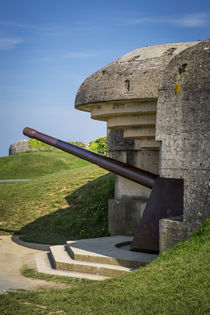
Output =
[
  {"x1": 127, "y1": 13, "x2": 209, "y2": 28},
  {"x1": 0, "y1": 38, "x2": 23, "y2": 50},
  {"x1": 0, "y1": 20, "x2": 34, "y2": 29},
  {"x1": 172, "y1": 13, "x2": 209, "y2": 27}
]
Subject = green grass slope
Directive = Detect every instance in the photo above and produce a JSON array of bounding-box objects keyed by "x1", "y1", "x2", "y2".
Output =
[
  {"x1": 0, "y1": 151, "x2": 90, "y2": 179},
  {"x1": 0, "y1": 151, "x2": 114, "y2": 243},
  {"x1": 0, "y1": 220, "x2": 209, "y2": 314}
]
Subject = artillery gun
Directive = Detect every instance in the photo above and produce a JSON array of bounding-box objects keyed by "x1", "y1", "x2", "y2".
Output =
[{"x1": 23, "y1": 127, "x2": 183, "y2": 253}]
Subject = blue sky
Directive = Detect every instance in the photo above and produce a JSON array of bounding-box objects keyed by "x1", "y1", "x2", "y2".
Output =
[{"x1": 0, "y1": 0, "x2": 209, "y2": 157}]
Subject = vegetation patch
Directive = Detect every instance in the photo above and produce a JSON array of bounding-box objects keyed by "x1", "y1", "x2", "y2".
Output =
[
  {"x1": 90, "y1": 136, "x2": 108, "y2": 156},
  {"x1": 22, "y1": 267, "x2": 93, "y2": 287},
  {"x1": 28, "y1": 139, "x2": 52, "y2": 151},
  {"x1": 17, "y1": 171, "x2": 114, "y2": 244},
  {"x1": 0, "y1": 150, "x2": 209, "y2": 314},
  {"x1": 0, "y1": 220, "x2": 209, "y2": 314},
  {"x1": 0, "y1": 151, "x2": 114, "y2": 243},
  {"x1": 0, "y1": 151, "x2": 90, "y2": 179}
]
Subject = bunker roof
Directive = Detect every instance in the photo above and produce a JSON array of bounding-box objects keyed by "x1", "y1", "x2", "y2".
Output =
[
  {"x1": 75, "y1": 42, "x2": 198, "y2": 110},
  {"x1": 159, "y1": 38, "x2": 210, "y2": 92}
]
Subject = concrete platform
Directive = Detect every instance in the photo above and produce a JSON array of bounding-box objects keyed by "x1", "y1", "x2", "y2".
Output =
[
  {"x1": 40, "y1": 236, "x2": 158, "y2": 279},
  {"x1": 66, "y1": 236, "x2": 157, "y2": 268}
]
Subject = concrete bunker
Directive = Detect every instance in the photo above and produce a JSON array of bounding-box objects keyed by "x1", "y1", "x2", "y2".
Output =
[
  {"x1": 75, "y1": 41, "x2": 209, "y2": 251},
  {"x1": 23, "y1": 39, "x2": 209, "y2": 253}
]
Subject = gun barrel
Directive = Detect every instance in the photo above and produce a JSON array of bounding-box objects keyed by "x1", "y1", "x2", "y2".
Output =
[{"x1": 23, "y1": 127, "x2": 158, "y2": 189}]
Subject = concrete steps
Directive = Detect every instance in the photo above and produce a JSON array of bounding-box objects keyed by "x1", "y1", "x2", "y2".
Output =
[
  {"x1": 36, "y1": 236, "x2": 158, "y2": 280},
  {"x1": 36, "y1": 252, "x2": 108, "y2": 280},
  {"x1": 50, "y1": 245, "x2": 134, "y2": 277}
]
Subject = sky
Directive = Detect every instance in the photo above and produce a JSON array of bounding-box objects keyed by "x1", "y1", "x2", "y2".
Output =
[{"x1": 0, "y1": 0, "x2": 209, "y2": 157}]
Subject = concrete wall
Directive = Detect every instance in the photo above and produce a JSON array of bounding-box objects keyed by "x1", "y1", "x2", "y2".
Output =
[
  {"x1": 156, "y1": 38, "x2": 210, "y2": 251},
  {"x1": 107, "y1": 128, "x2": 152, "y2": 235}
]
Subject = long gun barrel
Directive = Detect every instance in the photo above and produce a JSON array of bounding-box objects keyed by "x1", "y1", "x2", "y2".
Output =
[
  {"x1": 23, "y1": 126, "x2": 183, "y2": 252},
  {"x1": 23, "y1": 127, "x2": 158, "y2": 189}
]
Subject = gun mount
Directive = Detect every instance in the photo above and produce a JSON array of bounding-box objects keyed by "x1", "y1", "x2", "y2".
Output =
[{"x1": 23, "y1": 127, "x2": 183, "y2": 252}]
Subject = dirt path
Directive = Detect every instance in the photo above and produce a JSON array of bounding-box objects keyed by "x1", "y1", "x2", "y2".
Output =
[{"x1": 0, "y1": 235, "x2": 66, "y2": 293}]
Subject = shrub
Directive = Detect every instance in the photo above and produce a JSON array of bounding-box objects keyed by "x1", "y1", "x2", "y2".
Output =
[{"x1": 89, "y1": 137, "x2": 108, "y2": 156}]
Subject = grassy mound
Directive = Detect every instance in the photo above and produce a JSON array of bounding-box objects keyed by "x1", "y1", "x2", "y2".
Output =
[
  {"x1": 28, "y1": 139, "x2": 52, "y2": 151},
  {"x1": 0, "y1": 220, "x2": 209, "y2": 314},
  {"x1": 0, "y1": 151, "x2": 90, "y2": 179},
  {"x1": 0, "y1": 151, "x2": 114, "y2": 243}
]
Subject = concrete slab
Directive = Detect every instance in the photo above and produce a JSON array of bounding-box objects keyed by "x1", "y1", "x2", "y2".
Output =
[{"x1": 67, "y1": 236, "x2": 157, "y2": 268}]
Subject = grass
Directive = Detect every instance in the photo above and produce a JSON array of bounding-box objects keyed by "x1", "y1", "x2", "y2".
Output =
[
  {"x1": 22, "y1": 267, "x2": 94, "y2": 286},
  {"x1": 0, "y1": 150, "x2": 209, "y2": 314},
  {"x1": 28, "y1": 139, "x2": 52, "y2": 151},
  {"x1": 0, "y1": 151, "x2": 90, "y2": 179},
  {"x1": 0, "y1": 151, "x2": 114, "y2": 243},
  {"x1": 0, "y1": 220, "x2": 209, "y2": 314}
]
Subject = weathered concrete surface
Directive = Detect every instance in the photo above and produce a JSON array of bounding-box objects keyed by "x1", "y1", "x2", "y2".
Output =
[
  {"x1": 74, "y1": 41, "x2": 203, "y2": 240},
  {"x1": 0, "y1": 235, "x2": 65, "y2": 293},
  {"x1": 159, "y1": 218, "x2": 189, "y2": 252},
  {"x1": 108, "y1": 199, "x2": 147, "y2": 235},
  {"x1": 36, "y1": 252, "x2": 109, "y2": 280},
  {"x1": 75, "y1": 42, "x2": 197, "y2": 106},
  {"x1": 157, "y1": 38, "x2": 210, "y2": 251},
  {"x1": 9, "y1": 140, "x2": 30, "y2": 155},
  {"x1": 66, "y1": 236, "x2": 157, "y2": 266},
  {"x1": 50, "y1": 245, "x2": 133, "y2": 277},
  {"x1": 107, "y1": 128, "x2": 158, "y2": 235},
  {"x1": 36, "y1": 236, "x2": 157, "y2": 279}
]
